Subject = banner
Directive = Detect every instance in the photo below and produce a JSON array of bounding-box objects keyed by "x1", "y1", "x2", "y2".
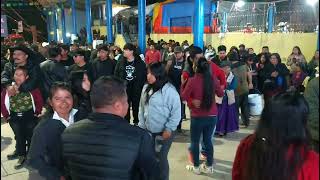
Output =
[
  {"x1": 18, "y1": 21, "x2": 23, "y2": 32},
  {"x1": 1, "y1": 15, "x2": 8, "y2": 37}
]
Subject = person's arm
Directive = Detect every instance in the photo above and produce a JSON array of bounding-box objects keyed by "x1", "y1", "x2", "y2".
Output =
[
  {"x1": 213, "y1": 76, "x2": 224, "y2": 97},
  {"x1": 32, "y1": 89, "x2": 44, "y2": 116},
  {"x1": 286, "y1": 55, "x2": 293, "y2": 66},
  {"x1": 138, "y1": 86, "x2": 147, "y2": 129},
  {"x1": 145, "y1": 52, "x2": 150, "y2": 65},
  {"x1": 0, "y1": 90, "x2": 10, "y2": 120},
  {"x1": 114, "y1": 60, "x2": 122, "y2": 79},
  {"x1": 136, "y1": 132, "x2": 160, "y2": 180},
  {"x1": 247, "y1": 70, "x2": 253, "y2": 89},
  {"x1": 304, "y1": 78, "x2": 319, "y2": 142},
  {"x1": 19, "y1": 65, "x2": 41, "y2": 92},
  {"x1": 180, "y1": 78, "x2": 193, "y2": 102},
  {"x1": 232, "y1": 136, "x2": 252, "y2": 180},
  {"x1": 1, "y1": 62, "x2": 13, "y2": 87},
  {"x1": 26, "y1": 127, "x2": 63, "y2": 179},
  {"x1": 157, "y1": 50, "x2": 162, "y2": 62},
  {"x1": 164, "y1": 88, "x2": 181, "y2": 133}
]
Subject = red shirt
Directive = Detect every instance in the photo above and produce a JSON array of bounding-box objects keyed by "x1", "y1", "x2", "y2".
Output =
[
  {"x1": 232, "y1": 134, "x2": 319, "y2": 180},
  {"x1": 145, "y1": 50, "x2": 161, "y2": 65},
  {"x1": 181, "y1": 74, "x2": 224, "y2": 117}
]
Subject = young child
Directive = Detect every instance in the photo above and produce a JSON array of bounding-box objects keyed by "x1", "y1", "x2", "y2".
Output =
[
  {"x1": 215, "y1": 61, "x2": 239, "y2": 136},
  {"x1": 1, "y1": 66, "x2": 43, "y2": 169}
]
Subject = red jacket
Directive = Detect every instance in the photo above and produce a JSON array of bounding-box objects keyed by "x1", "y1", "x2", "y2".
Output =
[
  {"x1": 181, "y1": 74, "x2": 224, "y2": 117},
  {"x1": 145, "y1": 50, "x2": 161, "y2": 65},
  {"x1": 1, "y1": 88, "x2": 43, "y2": 119},
  {"x1": 232, "y1": 134, "x2": 319, "y2": 180},
  {"x1": 181, "y1": 61, "x2": 227, "y2": 107}
]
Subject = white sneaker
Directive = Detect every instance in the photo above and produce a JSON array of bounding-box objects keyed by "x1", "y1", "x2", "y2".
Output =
[
  {"x1": 201, "y1": 164, "x2": 214, "y2": 174},
  {"x1": 186, "y1": 165, "x2": 201, "y2": 175}
]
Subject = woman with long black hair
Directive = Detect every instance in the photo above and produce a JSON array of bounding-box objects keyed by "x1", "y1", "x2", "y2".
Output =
[
  {"x1": 138, "y1": 62, "x2": 181, "y2": 180},
  {"x1": 232, "y1": 92, "x2": 319, "y2": 180},
  {"x1": 181, "y1": 57, "x2": 224, "y2": 174}
]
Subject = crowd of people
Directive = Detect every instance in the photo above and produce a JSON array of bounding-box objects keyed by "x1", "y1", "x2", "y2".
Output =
[{"x1": 1, "y1": 38, "x2": 319, "y2": 179}]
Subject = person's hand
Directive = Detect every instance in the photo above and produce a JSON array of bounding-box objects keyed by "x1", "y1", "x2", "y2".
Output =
[
  {"x1": 248, "y1": 83, "x2": 254, "y2": 89},
  {"x1": 60, "y1": 176, "x2": 66, "y2": 180},
  {"x1": 271, "y1": 71, "x2": 278, "y2": 77},
  {"x1": 82, "y1": 74, "x2": 91, "y2": 92},
  {"x1": 4, "y1": 117, "x2": 10, "y2": 123},
  {"x1": 7, "y1": 86, "x2": 17, "y2": 96},
  {"x1": 162, "y1": 130, "x2": 172, "y2": 140},
  {"x1": 192, "y1": 100, "x2": 201, "y2": 108},
  {"x1": 181, "y1": 75, "x2": 187, "y2": 85}
]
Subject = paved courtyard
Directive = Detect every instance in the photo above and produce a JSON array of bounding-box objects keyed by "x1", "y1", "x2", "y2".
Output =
[{"x1": 1, "y1": 112, "x2": 258, "y2": 180}]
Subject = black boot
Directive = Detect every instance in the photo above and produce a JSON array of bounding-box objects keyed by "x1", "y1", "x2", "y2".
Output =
[
  {"x1": 7, "y1": 150, "x2": 19, "y2": 160},
  {"x1": 14, "y1": 156, "x2": 26, "y2": 169}
]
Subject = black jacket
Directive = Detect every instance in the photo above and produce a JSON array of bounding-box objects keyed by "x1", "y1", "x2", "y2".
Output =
[
  {"x1": 62, "y1": 113, "x2": 159, "y2": 180},
  {"x1": 260, "y1": 62, "x2": 290, "y2": 90},
  {"x1": 26, "y1": 117, "x2": 67, "y2": 180},
  {"x1": 40, "y1": 59, "x2": 69, "y2": 100},
  {"x1": 1, "y1": 59, "x2": 41, "y2": 92},
  {"x1": 114, "y1": 55, "x2": 147, "y2": 93},
  {"x1": 168, "y1": 57, "x2": 185, "y2": 92},
  {"x1": 89, "y1": 58, "x2": 117, "y2": 82}
]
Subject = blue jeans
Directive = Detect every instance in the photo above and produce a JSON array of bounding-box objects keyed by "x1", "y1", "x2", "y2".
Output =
[
  {"x1": 200, "y1": 125, "x2": 216, "y2": 158},
  {"x1": 152, "y1": 132, "x2": 175, "y2": 180},
  {"x1": 190, "y1": 116, "x2": 217, "y2": 167}
]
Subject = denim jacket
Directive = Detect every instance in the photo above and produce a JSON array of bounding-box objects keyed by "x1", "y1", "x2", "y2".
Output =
[{"x1": 138, "y1": 83, "x2": 181, "y2": 133}]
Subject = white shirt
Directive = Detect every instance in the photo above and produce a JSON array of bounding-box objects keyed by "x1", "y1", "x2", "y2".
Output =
[{"x1": 52, "y1": 109, "x2": 78, "y2": 127}]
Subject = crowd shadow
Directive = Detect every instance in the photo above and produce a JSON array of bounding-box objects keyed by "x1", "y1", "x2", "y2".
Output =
[
  {"x1": 1, "y1": 136, "x2": 12, "y2": 151},
  {"x1": 222, "y1": 132, "x2": 251, "y2": 142}
]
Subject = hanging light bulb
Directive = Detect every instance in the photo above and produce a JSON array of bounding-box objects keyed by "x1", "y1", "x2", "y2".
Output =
[{"x1": 235, "y1": 0, "x2": 245, "y2": 8}]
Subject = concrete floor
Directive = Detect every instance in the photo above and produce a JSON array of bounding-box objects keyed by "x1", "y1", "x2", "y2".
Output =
[{"x1": 1, "y1": 113, "x2": 257, "y2": 180}]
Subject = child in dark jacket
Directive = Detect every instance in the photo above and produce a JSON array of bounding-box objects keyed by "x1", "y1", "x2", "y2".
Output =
[{"x1": 1, "y1": 66, "x2": 43, "y2": 169}]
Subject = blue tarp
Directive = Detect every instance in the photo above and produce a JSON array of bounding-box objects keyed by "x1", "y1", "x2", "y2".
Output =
[{"x1": 161, "y1": 0, "x2": 216, "y2": 27}]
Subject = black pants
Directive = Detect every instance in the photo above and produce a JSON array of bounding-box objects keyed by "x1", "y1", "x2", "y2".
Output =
[
  {"x1": 9, "y1": 110, "x2": 37, "y2": 156},
  {"x1": 235, "y1": 93, "x2": 250, "y2": 126},
  {"x1": 177, "y1": 102, "x2": 185, "y2": 130},
  {"x1": 125, "y1": 89, "x2": 141, "y2": 124}
]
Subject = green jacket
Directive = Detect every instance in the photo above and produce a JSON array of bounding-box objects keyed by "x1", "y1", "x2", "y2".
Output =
[
  {"x1": 232, "y1": 62, "x2": 249, "y2": 96},
  {"x1": 304, "y1": 77, "x2": 319, "y2": 142}
]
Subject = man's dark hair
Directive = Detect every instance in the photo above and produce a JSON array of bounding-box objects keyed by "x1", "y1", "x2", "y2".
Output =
[
  {"x1": 189, "y1": 46, "x2": 203, "y2": 59},
  {"x1": 217, "y1": 45, "x2": 227, "y2": 52},
  {"x1": 239, "y1": 44, "x2": 245, "y2": 48},
  {"x1": 262, "y1": 46, "x2": 269, "y2": 49},
  {"x1": 97, "y1": 44, "x2": 109, "y2": 52},
  {"x1": 48, "y1": 46, "x2": 62, "y2": 58},
  {"x1": 90, "y1": 76, "x2": 127, "y2": 109},
  {"x1": 14, "y1": 66, "x2": 28, "y2": 76},
  {"x1": 58, "y1": 44, "x2": 70, "y2": 52}
]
